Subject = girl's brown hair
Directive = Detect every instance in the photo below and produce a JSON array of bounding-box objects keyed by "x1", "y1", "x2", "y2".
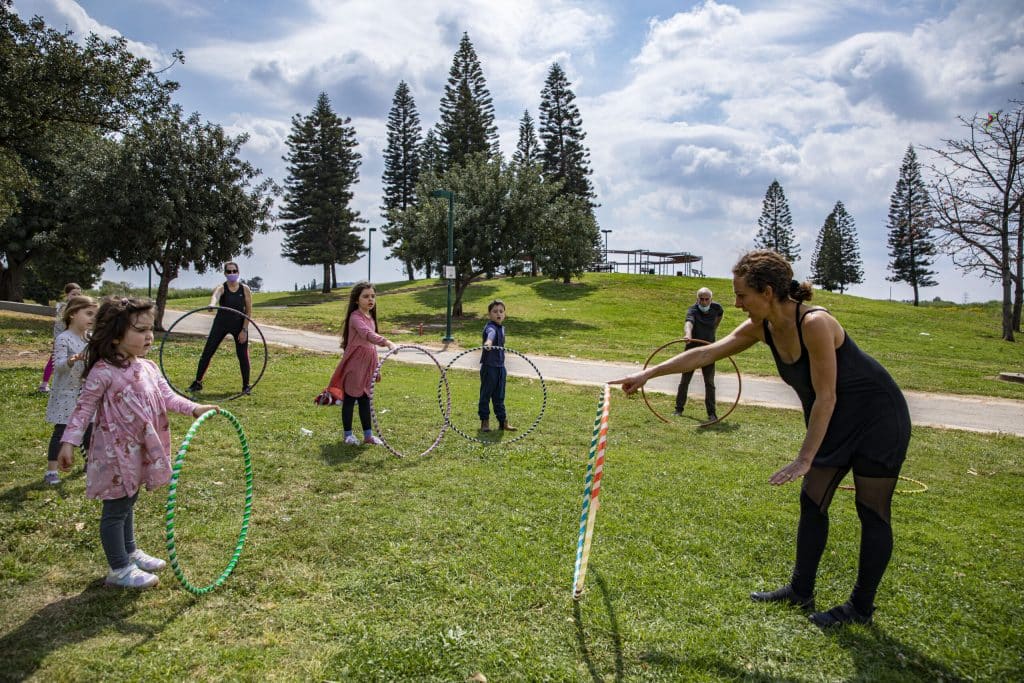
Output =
[
  {"x1": 732, "y1": 250, "x2": 813, "y2": 302},
  {"x1": 62, "y1": 295, "x2": 97, "y2": 328},
  {"x1": 341, "y1": 281, "x2": 377, "y2": 350},
  {"x1": 84, "y1": 297, "x2": 155, "y2": 379},
  {"x1": 63, "y1": 282, "x2": 81, "y2": 296}
]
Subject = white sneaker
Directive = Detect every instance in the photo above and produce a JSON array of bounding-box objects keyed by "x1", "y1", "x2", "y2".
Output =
[
  {"x1": 344, "y1": 434, "x2": 359, "y2": 445},
  {"x1": 363, "y1": 435, "x2": 384, "y2": 446},
  {"x1": 38, "y1": 383, "x2": 50, "y2": 393},
  {"x1": 130, "y1": 549, "x2": 166, "y2": 572},
  {"x1": 104, "y1": 565, "x2": 159, "y2": 589},
  {"x1": 43, "y1": 470, "x2": 60, "y2": 485}
]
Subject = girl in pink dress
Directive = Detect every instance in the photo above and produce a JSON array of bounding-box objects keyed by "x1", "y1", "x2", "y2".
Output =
[
  {"x1": 58, "y1": 297, "x2": 217, "y2": 589},
  {"x1": 333, "y1": 282, "x2": 396, "y2": 445}
]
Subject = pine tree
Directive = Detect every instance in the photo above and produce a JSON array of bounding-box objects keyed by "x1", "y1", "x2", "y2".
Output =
[
  {"x1": 834, "y1": 201, "x2": 863, "y2": 292},
  {"x1": 755, "y1": 180, "x2": 800, "y2": 262},
  {"x1": 538, "y1": 63, "x2": 595, "y2": 205},
  {"x1": 437, "y1": 33, "x2": 498, "y2": 168},
  {"x1": 279, "y1": 92, "x2": 364, "y2": 294},
  {"x1": 512, "y1": 110, "x2": 540, "y2": 168},
  {"x1": 381, "y1": 81, "x2": 422, "y2": 281},
  {"x1": 811, "y1": 212, "x2": 842, "y2": 292},
  {"x1": 418, "y1": 127, "x2": 443, "y2": 177},
  {"x1": 886, "y1": 145, "x2": 937, "y2": 305},
  {"x1": 812, "y1": 202, "x2": 862, "y2": 293}
]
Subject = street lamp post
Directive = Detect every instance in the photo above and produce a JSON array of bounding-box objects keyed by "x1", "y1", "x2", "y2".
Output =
[
  {"x1": 429, "y1": 189, "x2": 455, "y2": 342},
  {"x1": 367, "y1": 227, "x2": 377, "y2": 281},
  {"x1": 601, "y1": 229, "x2": 612, "y2": 268}
]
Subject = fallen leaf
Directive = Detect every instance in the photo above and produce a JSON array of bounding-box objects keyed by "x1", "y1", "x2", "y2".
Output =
[{"x1": 75, "y1": 522, "x2": 85, "y2": 532}]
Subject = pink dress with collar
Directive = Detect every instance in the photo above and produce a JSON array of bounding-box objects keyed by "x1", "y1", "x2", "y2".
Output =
[{"x1": 62, "y1": 358, "x2": 200, "y2": 500}]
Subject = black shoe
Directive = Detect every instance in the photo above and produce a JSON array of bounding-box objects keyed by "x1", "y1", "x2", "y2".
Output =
[
  {"x1": 672, "y1": 409, "x2": 683, "y2": 416},
  {"x1": 750, "y1": 585, "x2": 815, "y2": 611},
  {"x1": 242, "y1": 385, "x2": 251, "y2": 395},
  {"x1": 808, "y1": 601, "x2": 873, "y2": 628},
  {"x1": 705, "y1": 414, "x2": 719, "y2": 423},
  {"x1": 188, "y1": 381, "x2": 202, "y2": 393}
]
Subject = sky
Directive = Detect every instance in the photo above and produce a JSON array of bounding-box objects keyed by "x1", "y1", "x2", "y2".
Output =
[{"x1": 13, "y1": 0, "x2": 1024, "y2": 302}]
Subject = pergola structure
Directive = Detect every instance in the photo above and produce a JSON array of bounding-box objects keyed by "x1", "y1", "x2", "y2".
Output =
[{"x1": 595, "y1": 249, "x2": 704, "y2": 277}]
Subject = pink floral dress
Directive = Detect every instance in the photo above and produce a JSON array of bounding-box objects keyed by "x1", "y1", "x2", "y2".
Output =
[{"x1": 62, "y1": 358, "x2": 200, "y2": 500}]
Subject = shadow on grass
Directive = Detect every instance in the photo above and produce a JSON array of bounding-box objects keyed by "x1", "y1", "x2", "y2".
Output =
[
  {"x1": 0, "y1": 468, "x2": 86, "y2": 512},
  {"x1": 531, "y1": 280, "x2": 599, "y2": 301},
  {"x1": 637, "y1": 651, "x2": 790, "y2": 681},
  {"x1": 0, "y1": 582, "x2": 184, "y2": 680},
  {"x1": 832, "y1": 624, "x2": 966, "y2": 681},
  {"x1": 572, "y1": 571, "x2": 624, "y2": 683}
]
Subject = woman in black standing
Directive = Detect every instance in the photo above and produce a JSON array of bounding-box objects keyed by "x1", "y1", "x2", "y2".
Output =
[
  {"x1": 612, "y1": 250, "x2": 910, "y2": 627},
  {"x1": 189, "y1": 261, "x2": 253, "y2": 395}
]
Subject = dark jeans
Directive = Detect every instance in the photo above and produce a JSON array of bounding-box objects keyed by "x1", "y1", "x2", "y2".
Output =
[
  {"x1": 100, "y1": 492, "x2": 139, "y2": 571},
  {"x1": 675, "y1": 363, "x2": 716, "y2": 416},
  {"x1": 194, "y1": 318, "x2": 250, "y2": 387},
  {"x1": 478, "y1": 365, "x2": 507, "y2": 421},
  {"x1": 47, "y1": 423, "x2": 93, "y2": 461}
]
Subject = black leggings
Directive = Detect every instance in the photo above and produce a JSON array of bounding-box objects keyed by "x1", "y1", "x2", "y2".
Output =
[
  {"x1": 789, "y1": 456, "x2": 902, "y2": 614},
  {"x1": 342, "y1": 394, "x2": 371, "y2": 432},
  {"x1": 100, "y1": 492, "x2": 139, "y2": 571},
  {"x1": 47, "y1": 423, "x2": 93, "y2": 461},
  {"x1": 194, "y1": 318, "x2": 250, "y2": 386}
]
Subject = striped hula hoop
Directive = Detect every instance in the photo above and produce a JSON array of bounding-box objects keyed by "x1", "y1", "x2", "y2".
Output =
[
  {"x1": 439, "y1": 346, "x2": 547, "y2": 445},
  {"x1": 165, "y1": 408, "x2": 253, "y2": 595},
  {"x1": 370, "y1": 344, "x2": 451, "y2": 458},
  {"x1": 573, "y1": 384, "x2": 610, "y2": 600}
]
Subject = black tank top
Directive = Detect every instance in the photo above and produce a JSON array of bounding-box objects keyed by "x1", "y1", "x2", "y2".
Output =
[
  {"x1": 215, "y1": 282, "x2": 246, "y2": 325},
  {"x1": 763, "y1": 306, "x2": 910, "y2": 468}
]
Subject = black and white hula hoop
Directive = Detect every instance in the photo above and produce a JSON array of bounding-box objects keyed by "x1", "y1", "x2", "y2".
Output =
[
  {"x1": 440, "y1": 346, "x2": 547, "y2": 445},
  {"x1": 369, "y1": 344, "x2": 451, "y2": 458},
  {"x1": 159, "y1": 306, "x2": 269, "y2": 402}
]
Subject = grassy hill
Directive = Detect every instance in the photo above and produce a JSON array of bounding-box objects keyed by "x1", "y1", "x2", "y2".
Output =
[{"x1": 168, "y1": 273, "x2": 1023, "y2": 400}]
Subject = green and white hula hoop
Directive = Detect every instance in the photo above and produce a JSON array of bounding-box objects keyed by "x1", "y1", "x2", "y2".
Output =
[{"x1": 165, "y1": 408, "x2": 254, "y2": 595}]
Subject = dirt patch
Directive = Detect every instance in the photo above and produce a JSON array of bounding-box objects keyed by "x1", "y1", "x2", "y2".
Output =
[{"x1": 0, "y1": 350, "x2": 49, "y2": 368}]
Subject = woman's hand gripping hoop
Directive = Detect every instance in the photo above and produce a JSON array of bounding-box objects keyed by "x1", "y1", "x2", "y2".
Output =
[
  {"x1": 165, "y1": 408, "x2": 253, "y2": 595},
  {"x1": 370, "y1": 345, "x2": 451, "y2": 458},
  {"x1": 440, "y1": 346, "x2": 547, "y2": 445},
  {"x1": 159, "y1": 306, "x2": 269, "y2": 402},
  {"x1": 641, "y1": 338, "x2": 742, "y2": 427},
  {"x1": 573, "y1": 384, "x2": 610, "y2": 600}
]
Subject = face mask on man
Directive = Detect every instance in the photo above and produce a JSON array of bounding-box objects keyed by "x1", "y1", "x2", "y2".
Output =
[{"x1": 698, "y1": 303, "x2": 710, "y2": 313}]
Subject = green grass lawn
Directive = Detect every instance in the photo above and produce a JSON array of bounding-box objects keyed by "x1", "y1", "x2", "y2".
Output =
[
  {"x1": 167, "y1": 273, "x2": 1024, "y2": 400},
  {"x1": 1, "y1": 316, "x2": 1021, "y2": 681}
]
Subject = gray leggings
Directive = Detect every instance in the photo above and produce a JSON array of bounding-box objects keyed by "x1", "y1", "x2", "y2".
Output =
[{"x1": 100, "y1": 492, "x2": 139, "y2": 571}]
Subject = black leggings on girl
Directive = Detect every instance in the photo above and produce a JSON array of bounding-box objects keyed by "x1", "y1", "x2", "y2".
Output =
[
  {"x1": 100, "y1": 492, "x2": 139, "y2": 571},
  {"x1": 789, "y1": 456, "x2": 901, "y2": 614},
  {"x1": 342, "y1": 394, "x2": 372, "y2": 432}
]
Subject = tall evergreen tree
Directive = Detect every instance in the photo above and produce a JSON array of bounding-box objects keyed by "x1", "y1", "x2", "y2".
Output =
[
  {"x1": 538, "y1": 63, "x2": 595, "y2": 205},
  {"x1": 279, "y1": 92, "x2": 364, "y2": 294},
  {"x1": 812, "y1": 201, "x2": 862, "y2": 293},
  {"x1": 380, "y1": 80, "x2": 422, "y2": 281},
  {"x1": 418, "y1": 127, "x2": 443, "y2": 177},
  {"x1": 811, "y1": 212, "x2": 842, "y2": 292},
  {"x1": 755, "y1": 180, "x2": 800, "y2": 262},
  {"x1": 886, "y1": 145, "x2": 937, "y2": 305},
  {"x1": 437, "y1": 33, "x2": 498, "y2": 168},
  {"x1": 512, "y1": 110, "x2": 540, "y2": 168}
]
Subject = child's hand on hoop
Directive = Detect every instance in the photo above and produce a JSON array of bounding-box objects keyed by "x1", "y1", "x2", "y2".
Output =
[{"x1": 193, "y1": 404, "x2": 219, "y2": 417}]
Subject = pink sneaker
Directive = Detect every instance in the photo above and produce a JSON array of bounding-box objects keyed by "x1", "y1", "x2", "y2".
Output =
[
  {"x1": 363, "y1": 435, "x2": 384, "y2": 446},
  {"x1": 104, "y1": 565, "x2": 159, "y2": 589}
]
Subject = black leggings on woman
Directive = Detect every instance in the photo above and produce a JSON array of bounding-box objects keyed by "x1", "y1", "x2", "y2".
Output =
[
  {"x1": 342, "y1": 394, "x2": 372, "y2": 432},
  {"x1": 789, "y1": 456, "x2": 901, "y2": 614}
]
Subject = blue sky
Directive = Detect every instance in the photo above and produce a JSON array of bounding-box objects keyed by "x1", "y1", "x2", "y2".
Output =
[{"x1": 14, "y1": 0, "x2": 1024, "y2": 302}]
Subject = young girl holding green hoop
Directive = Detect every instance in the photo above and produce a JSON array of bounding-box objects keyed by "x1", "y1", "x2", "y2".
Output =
[{"x1": 58, "y1": 297, "x2": 217, "y2": 589}]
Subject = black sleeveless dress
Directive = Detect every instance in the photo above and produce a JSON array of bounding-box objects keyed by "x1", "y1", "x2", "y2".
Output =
[
  {"x1": 763, "y1": 306, "x2": 910, "y2": 469},
  {"x1": 215, "y1": 282, "x2": 247, "y2": 331}
]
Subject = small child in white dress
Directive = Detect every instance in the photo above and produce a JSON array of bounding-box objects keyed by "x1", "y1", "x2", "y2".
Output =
[{"x1": 44, "y1": 295, "x2": 97, "y2": 484}]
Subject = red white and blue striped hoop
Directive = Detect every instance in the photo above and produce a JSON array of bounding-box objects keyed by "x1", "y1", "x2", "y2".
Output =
[{"x1": 573, "y1": 384, "x2": 610, "y2": 599}]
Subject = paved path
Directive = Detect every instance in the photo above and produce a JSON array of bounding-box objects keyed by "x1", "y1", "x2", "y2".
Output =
[{"x1": 165, "y1": 309, "x2": 1024, "y2": 437}]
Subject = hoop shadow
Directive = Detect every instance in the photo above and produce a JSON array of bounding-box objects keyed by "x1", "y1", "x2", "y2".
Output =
[
  {"x1": 0, "y1": 582, "x2": 184, "y2": 680},
  {"x1": 572, "y1": 571, "x2": 625, "y2": 683}
]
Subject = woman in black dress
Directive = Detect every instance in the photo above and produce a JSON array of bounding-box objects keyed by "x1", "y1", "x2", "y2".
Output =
[
  {"x1": 612, "y1": 250, "x2": 910, "y2": 627},
  {"x1": 189, "y1": 262, "x2": 254, "y2": 395}
]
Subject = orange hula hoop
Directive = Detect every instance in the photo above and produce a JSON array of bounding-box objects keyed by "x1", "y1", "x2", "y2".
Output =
[{"x1": 640, "y1": 338, "x2": 742, "y2": 428}]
